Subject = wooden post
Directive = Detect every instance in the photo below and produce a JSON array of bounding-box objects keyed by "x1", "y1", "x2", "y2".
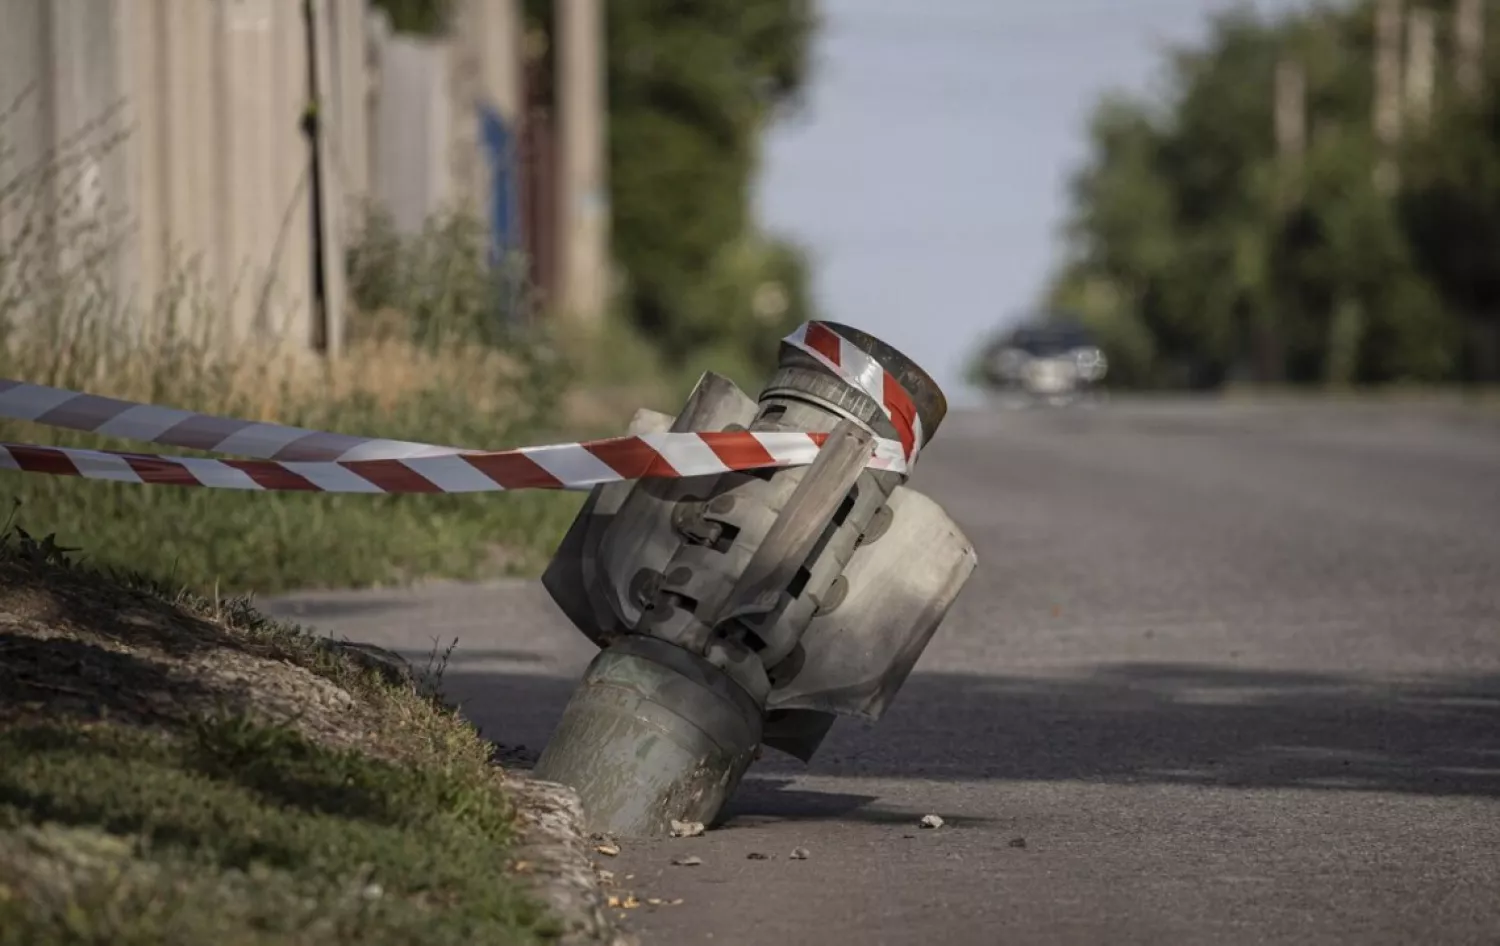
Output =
[
  {"x1": 305, "y1": 0, "x2": 345, "y2": 358},
  {"x1": 1275, "y1": 57, "x2": 1306, "y2": 206},
  {"x1": 1454, "y1": 0, "x2": 1485, "y2": 101},
  {"x1": 1373, "y1": 0, "x2": 1403, "y2": 193},
  {"x1": 554, "y1": 0, "x2": 608, "y2": 325},
  {"x1": 1404, "y1": 6, "x2": 1436, "y2": 131}
]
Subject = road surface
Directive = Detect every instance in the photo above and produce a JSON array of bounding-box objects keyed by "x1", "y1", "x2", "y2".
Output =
[{"x1": 267, "y1": 400, "x2": 1500, "y2": 946}]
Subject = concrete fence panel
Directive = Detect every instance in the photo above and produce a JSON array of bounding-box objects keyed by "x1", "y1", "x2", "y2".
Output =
[{"x1": 0, "y1": 0, "x2": 370, "y2": 354}]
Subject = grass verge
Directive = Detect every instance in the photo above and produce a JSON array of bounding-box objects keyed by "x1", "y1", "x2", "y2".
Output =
[
  {"x1": 0, "y1": 526, "x2": 560, "y2": 945},
  {"x1": 0, "y1": 325, "x2": 587, "y2": 595}
]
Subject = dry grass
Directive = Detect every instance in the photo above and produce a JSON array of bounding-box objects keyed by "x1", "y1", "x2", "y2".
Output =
[{"x1": 0, "y1": 308, "x2": 584, "y2": 594}]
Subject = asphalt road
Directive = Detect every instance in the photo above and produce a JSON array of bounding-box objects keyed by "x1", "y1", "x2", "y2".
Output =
[{"x1": 267, "y1": 399, "x2": 1500, "y2": 946}]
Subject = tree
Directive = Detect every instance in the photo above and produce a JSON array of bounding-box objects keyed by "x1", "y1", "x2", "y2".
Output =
[
  {"x1": 521, "y1": 0, "x2": 816, "y2": 365},
  {"x1": 600, "y1": 0, "x2": 818, "y2": 363},
  {"x1": 1036, "y1": 0, "x2": 1499, "y2": 390}
]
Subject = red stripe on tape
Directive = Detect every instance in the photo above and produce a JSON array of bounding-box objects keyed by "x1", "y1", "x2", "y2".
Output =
[
  {"x1": 224, "y1": 459, "x2": 322, "y2": 491},
  {"x1": 884, "y1": 387, "x2": 920, "y2": 456},
  {"x1": 585, "y1": 437, "x2": 679, "y2": 480},
  {"x1": 698, "y1": 431, "x2": 803, "y2": 471},
  {"x1": 8, "y1": 444, "x2": 81, "y2": 478},
  {"x1": 803, "y1": 322, "x2": 844, "y2": 367},
  {"x1": 460, "y1": 452, "x2": 565, "y2": 490},
  {"x1": 346, "y1": 459, "x2": 443, "y2": 493},
  {"x1": 122, "y1": 454, "x2": 202, "y2": 487}
]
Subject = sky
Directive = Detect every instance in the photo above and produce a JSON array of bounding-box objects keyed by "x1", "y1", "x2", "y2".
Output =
[{"x1": 754, "y1": 0, "x2": 1311, "y2": 403}]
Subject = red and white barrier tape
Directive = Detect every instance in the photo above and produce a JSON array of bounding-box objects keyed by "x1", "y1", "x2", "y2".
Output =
[
  {"x1": 0, "y1": 377, "x2": 468, "y2": 462},
  {"x1": 0, "y1": 432, "x2": 910, "y2": 493},
  {"x1": 785, "y1": 321, "x2": 924, "y2": 461},
  {"x1": 0, "y1": 322, "x2": 922, "y2": 494}
]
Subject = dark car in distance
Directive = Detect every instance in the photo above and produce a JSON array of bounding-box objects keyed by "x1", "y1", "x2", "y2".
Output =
[{"x1": 977, "y1": 320, "x2": 1108, "y2": 404}]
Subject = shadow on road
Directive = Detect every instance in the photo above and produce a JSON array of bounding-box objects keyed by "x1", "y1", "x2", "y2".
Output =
[
  {"x1": 809, "y1": 664, "x2": 1500, "y2": 799},
  {"x1": 433, "y1": 662, "x2": 1500, "y2": 810}
]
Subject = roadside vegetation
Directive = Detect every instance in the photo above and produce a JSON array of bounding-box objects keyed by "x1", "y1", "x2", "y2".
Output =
[
  {"x1": 0, "y1": 98, "x2": 601, "y2": 595},
  {"x1": 0, "y1": 526, "x2": 558, "y2": 945},
  {"x1": 2, "y1": 0, "x2": 818, "y2": 598},
  {"x1": 981, "y1": 0, "x2": 1500, "y2": 393}
]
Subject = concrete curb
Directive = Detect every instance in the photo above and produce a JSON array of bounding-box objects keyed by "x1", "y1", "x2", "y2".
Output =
[
  {"x1": 318, "y1": 639, "x2": 631, "y2": 943},
  {"x1": 500, "y1": 773, "x2": 637, "y2": 946}
]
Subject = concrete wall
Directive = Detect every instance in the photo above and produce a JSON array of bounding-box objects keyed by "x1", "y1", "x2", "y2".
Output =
[
  {"x1": 369, "y1": 21, "x2": 452, "y2": 236},
  {"x1": 0, "y1": 0, "x2": 370, "y2": 351},
  {"x1": 0, "y1": 0, "x2": 539, "y2": 352},
  {"x1": 366, "y1": 0, "x2": 526, "y2": 244}
]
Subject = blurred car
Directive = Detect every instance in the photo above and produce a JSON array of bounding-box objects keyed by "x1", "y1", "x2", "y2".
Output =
[{"x1": 980, "y1": 321, "x2": 1108, "y2": 404}]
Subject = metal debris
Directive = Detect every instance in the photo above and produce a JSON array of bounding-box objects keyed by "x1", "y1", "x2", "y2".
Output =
[
  {"x1": 670, "y1": 819, "x2": 706, "y2": 838},
  {"x1": 596, "y1": 843, "x2": 621, "y2": 857},
  {"x1": 919, "y1": 814, "x2": 945, "y2": 829}
]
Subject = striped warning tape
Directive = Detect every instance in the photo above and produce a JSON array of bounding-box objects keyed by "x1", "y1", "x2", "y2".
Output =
[
  {"x1": 0, "y1": 322, "x2": 920, "y2": 493},
  {"x1": 0, "y1": 431, "x2": 911, "y2": 493},
  {"x1": 0, "y1": 377, "x2": 469, "y2": 462},
  {"x1": 785, "y1": 321, "x2": 924, "y2": 461}
]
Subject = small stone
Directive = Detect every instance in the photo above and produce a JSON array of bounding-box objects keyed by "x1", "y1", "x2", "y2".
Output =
[
  {"x1": 670, "y1": 898, "x2": 685, "y2": 906},
  {"x1": 747, "y1": 852, "x2": 769, "y2": 860},
  {"x1": 596, "y1": 843, "x2": 621, "y2": 857},
  {"x1": 1009, "y1": 837, "x2": 1028, "y2": 849},
  {"x1": 670, "y1": 819, "x2": 706, "y2": 838},
  {"x1": 597, "y1": 869, "x2": 616, "y2": 885},
  {"x1": 647, "y1": 898, "x2": 664, "y2": 906},
  {"x1": 789, "y1": 847, "x2": 810, "y2": 860},
  {"x1": 920, "y1": 814, "x2": 945, "y2": 829},
  {"x1": 672, "y1": 855, "x2": 703, "y2": 867}
]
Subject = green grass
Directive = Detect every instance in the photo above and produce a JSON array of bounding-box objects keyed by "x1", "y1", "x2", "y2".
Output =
[
  {"x1": 0, "y1": 346, "x2": 587, "y2": 594},
  {"x1": 0, "y1": 531, "x2": 560, "y2": 945}
]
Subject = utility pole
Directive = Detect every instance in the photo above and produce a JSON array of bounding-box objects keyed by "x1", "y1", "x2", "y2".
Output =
[
  {"x1": 1274, "y1": 57, "x2": 1306, "y2": 204},
  {"x1": 554, "y1": 0, "x2": 609, "y2": 325},
  {"x1": 1454, "y1": 0, "x2": 1485, "y2": 101},
  {"x1": 1404, "y1": 6, "x2": 1436, "y2": 131},
  {"x1": 1261, "y1": 56, "x2": 1306, "y2": 385},
  {"x1": 1373, "y1": 0, "x2": 1404, "y2": 193}
]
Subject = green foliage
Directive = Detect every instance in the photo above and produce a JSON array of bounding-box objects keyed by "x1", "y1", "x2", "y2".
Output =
[
  {"x1": 575, "y1": 0, "x2": 817, "y2": 366},
  {"x1": 1038, "y1": 0, "x2": 1500, "y2": 389},
  {"x1": 368, "y1": 0, "x2": 453, "y2": 35}
]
